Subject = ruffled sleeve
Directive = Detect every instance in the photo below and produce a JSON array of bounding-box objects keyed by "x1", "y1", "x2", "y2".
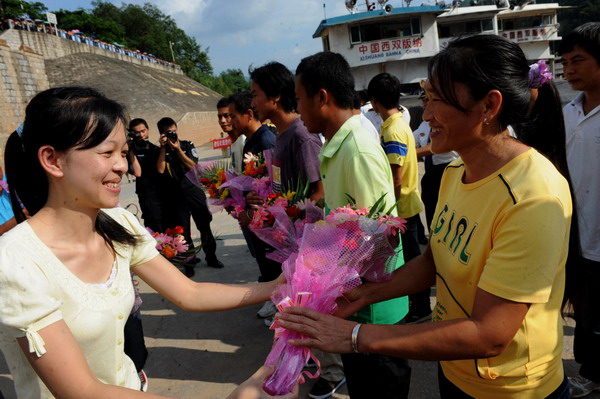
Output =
[{"x1": 0, "y1": 228, "x2": 63, "y2": 357}]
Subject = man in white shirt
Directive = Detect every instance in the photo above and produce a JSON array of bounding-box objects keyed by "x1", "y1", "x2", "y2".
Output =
[
  {"x1": 217, "y1": 97, "x2": 246, "y2": 174},
  {"x1": 560, "y1": 22, "x2": 600, "y2": 398}
]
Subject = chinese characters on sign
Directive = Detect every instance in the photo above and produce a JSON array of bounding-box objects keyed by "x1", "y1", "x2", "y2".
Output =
[
  {"x1": 501, "y1": 26, "x2": 556, "y2": 43},
  {"x1": 212, "y1": 137, "x2": 232, "y2": 149},
  {"x1": 358, "y1": 37, "x2": 423, "y2": 61}
]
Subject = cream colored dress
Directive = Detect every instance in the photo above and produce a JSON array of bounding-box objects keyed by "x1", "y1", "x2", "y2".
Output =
[{"x1": 0, "y1": 207, "x2": 158, "y2": 399}]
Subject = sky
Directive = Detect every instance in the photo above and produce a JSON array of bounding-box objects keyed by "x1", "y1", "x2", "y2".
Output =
[{"x1": 42, "y1": 0, "x2": 357, "y2": 74}]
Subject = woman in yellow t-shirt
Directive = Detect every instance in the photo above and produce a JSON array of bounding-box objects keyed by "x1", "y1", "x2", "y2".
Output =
[
  {"x1": 277, "y1": 35, "x2": 575, "y2": 398},
  {"x1": 0, "y1": 87, "x2": 292, "y2": 399}
]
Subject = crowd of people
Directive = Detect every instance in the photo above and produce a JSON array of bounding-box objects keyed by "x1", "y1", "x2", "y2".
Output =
[
  {"x1": 0, "y1": 16, "x2": 180, "y2": 71},
  {"x1": 0, "y1": 21, "x2": 598, "y2": 399}
]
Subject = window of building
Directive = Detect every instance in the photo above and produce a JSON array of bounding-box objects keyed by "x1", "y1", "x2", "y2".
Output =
[
  {"x1": 350, "y1": 26, "x2": 361, "y2": 44},
  {"x1": 322, "y1": 36, "x2": 331, "y2": 51},
  {"x1": 499, "y1": 14, "x2": 554, "y2": 31},
  {"x1": 481, "y1": 18, "x2": 494, "y2": 32},
  {"x1": 438, "y1": 18, "x2": 495, "y2": 38},
  {"x1": 348, "y1": 18, "x2": 421, "y2": 44},
  {"x1": 542, "y1": 14, "x2": 552, "y2": 25}
]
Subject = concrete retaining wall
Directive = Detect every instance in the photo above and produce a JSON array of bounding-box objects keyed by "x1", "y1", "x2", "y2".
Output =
[
  {"x1": 0, "y1": 29, "x2": 222, "y2": 164},
  {"x1": 1, "y1": 29, "x2": 182, "y2": 75},
  {"x1": 178, "y1": 111, "x2": 221, "y2": 146},
  {"x1": 0, "y1": 39, "x2": 49, "y2": 159}
]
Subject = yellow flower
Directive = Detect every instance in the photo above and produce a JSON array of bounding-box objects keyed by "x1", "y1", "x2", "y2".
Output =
[
  {"x1": 220, "y1": 189, "x2": 230, "y2": 200},
  {"x1": 284, "y1": 190, "x2": 296, "y2": 201}
]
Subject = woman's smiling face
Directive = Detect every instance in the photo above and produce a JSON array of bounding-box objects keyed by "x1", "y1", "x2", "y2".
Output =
[
  {"x1": 57, "y1": 122, "x2": 129, "y2": 210},
  {"x1": 423, "y1": 80, "x2": 484, "y2": 155}
]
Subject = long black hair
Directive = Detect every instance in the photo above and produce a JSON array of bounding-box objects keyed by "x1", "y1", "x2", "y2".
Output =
[
  {"x1": 4, "y1": 86, "x2": 137, "y2": 248},
  {"x1": 427, "y1": 34, "x2": 580, "y2": 310}
]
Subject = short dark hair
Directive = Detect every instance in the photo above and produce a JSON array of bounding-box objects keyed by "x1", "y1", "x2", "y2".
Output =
[
  {"x1": 296, "y1": 51, "x2": 355, "y2": 109},
  {"x1": 560, "y1": 22, "x2": 600, "y2": 64},
  {"x1": 129, "y1": 118, "x2": 148, "y2": 131},
  {"x1": 352, "y1": 91, "x2": 362, "y2": 109},
  {"x1": 228, "y1": 91, "x2": 259, "y2": 120},
  {"x1": 368, "y1": 73, "x2": 401, "y2": 110},
  {"x1": 249, "y1": 62, "x2": 296, "y2": 113},
  {"x1": 357, "y1": 89, "x2": 370, "y2": 104},
  {"x1": 216, "y1": 97, "x2": 230, "y2": 109},
  {"x1": 157, "y1": 117, "x2": 177, "y2": 134}
]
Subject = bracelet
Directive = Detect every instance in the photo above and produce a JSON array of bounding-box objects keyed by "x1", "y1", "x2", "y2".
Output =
[{"x1": 351, "y1": 323, "x2": 362, "y2": 353}]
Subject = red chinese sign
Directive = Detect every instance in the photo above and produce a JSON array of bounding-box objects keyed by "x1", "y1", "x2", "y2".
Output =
[
  {"x1": 212, "y1": 137, "x2": 232, "y2": 149},
  {"x1": 500, "y1": 27, "x2": 555, "y2": 43}
]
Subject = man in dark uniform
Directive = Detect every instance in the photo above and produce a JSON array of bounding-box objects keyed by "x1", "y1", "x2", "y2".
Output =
[
  {"x1": 128, "y1": 118, "x2": 165, "y2": 233},
  {"x1": 156, "y1": 117, "x2": 223, "y2": 277}
]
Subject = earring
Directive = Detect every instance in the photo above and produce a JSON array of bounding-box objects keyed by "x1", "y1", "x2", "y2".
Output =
[{"x1": 483, "y1": 117, "x2": 490, "y2": 126}]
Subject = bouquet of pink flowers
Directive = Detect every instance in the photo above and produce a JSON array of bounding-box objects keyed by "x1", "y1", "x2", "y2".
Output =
[
  {"x1": 262, "y1": 199, "x2": 406, "y2": 395},
  {"x1": 185, "y1": 159, "x2": 238, "y2": 212},
  {"x1": 248, "y1": 191, "x2": 324, "y2": 263},
  {"x1": 185, "y1": 150, "x2": 273, "y2": 217},
  {"x1": 147, "y1": 226, "x2": 200, "y2": 267}
]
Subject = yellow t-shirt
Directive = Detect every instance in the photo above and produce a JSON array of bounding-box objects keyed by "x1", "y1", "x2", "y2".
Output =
[
  {"x1": 379, "y1": 112, "x2": 423, "y2": 218},
  {"x1": 431, "y1": 149, "x2": 571, "y2": 399}
]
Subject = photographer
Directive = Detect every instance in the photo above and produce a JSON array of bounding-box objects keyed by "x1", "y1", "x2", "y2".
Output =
[
  {"x1": 128, "y1": 118, "x2": 165, "y2": 233},
  {"x1": 156, "y1": 117, "x2": 223, "y2": 277}
]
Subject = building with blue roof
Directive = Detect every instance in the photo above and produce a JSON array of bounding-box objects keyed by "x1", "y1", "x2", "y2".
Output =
[{"x1": 313, "y1": 0, "x2": 563, "y2": 92}]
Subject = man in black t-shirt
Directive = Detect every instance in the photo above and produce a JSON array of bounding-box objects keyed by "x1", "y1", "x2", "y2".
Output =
[{"x1": 157, "y1": 117, "x2": 223, "y2": 277}]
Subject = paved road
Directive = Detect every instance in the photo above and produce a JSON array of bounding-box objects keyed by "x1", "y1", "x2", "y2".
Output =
[{"x1": 0, "y1": 131, "x2": 597, "y2": 399}]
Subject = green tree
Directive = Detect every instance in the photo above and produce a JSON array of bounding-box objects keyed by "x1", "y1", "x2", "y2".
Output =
[
  {"x1": 557, "y1": 0, "x2": 600, "y2": 36},
  {"x1": 7, "y1": 0, "x2": 242, "y2": 96},
  {"x1": 54, "y1": 8, "x2": 125, "y2": 44},
  {"x1": 219, "y1": 69, "x2": 250, "y2": 95},
  {"x1": 1, "y1": 0, "x2": 47, "y2": 20}
]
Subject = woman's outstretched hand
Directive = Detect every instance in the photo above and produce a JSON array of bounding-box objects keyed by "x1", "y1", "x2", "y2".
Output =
[{"x1": 227, "y1": 366, "x2": 298, "y2": 399}]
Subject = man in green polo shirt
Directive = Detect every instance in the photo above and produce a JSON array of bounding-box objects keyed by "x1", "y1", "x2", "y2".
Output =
[{"x1": 295, "y1": 51, "x2": 411, "y2": 399}]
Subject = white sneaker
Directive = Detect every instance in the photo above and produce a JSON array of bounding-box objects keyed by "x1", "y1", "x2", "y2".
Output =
[
  {"x1": 570, "y1": 374, "x2": 600, "y2": 398},
  {"x1": 257, "y1": 301, "x2": 277, "y2": 318}
]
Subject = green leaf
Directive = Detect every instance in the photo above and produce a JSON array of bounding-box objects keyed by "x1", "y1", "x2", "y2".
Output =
[
  {"x1": 367, "y1": 192, "x2": 388, "y2": 218},
  {"x1": 345, "y1": 193, "x2": 356, "y2": 206}
]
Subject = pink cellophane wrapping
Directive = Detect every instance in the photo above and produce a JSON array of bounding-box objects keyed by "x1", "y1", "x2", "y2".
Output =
[
  {"x1": 249, "y1": 201, "x2": 324, "y2": 263},
  {"x1": 262, "y1": 218, "x2": 399, "y2": 395}
]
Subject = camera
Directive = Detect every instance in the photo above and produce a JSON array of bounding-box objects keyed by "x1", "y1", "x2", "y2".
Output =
[
  {"x1": 127, "y1": 130, "x2": 149, "y2": 152},
  {"x1": 128, "y1": 130, "x2": 142, "y2": 140},
  {"x1": 165, "y1": 129, "x2": 178, "y2": 143}
]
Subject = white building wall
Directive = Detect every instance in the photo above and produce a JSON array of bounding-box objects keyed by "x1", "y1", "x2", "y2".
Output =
[
  {"x1": 519, "y1": 41, "x2": 554, "y2": 60},
  {"x1": 325, "y1": 13, "x2": 439, "y2": 87}
]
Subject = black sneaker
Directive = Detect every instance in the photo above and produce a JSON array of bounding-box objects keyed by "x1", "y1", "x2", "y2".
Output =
[
  {"x1": 189, "y1": 257, "x2": 201, "y2": 265},
  {"x1": 309, "y1": 377, "x2": 346, "y2": 399},
  {"x1": 206, "y1": 259, "x2": 224, "y2": 269}
]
